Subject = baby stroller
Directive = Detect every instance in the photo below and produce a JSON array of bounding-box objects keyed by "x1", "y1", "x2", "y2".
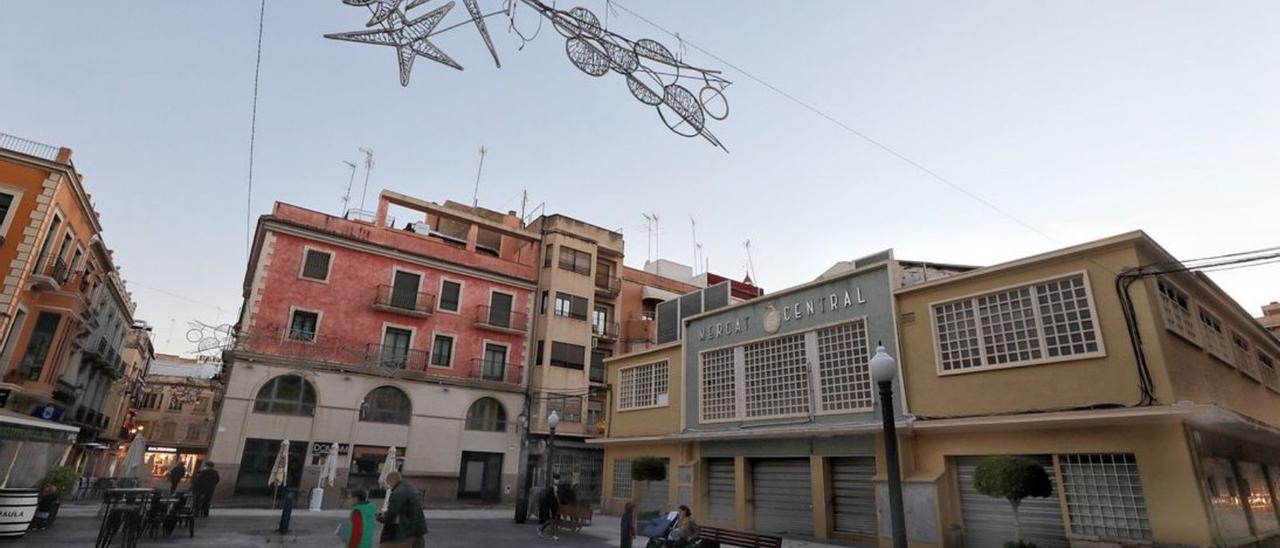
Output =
[{"x1": 643, "y1": 511, "x2": 716, "y2": 548}]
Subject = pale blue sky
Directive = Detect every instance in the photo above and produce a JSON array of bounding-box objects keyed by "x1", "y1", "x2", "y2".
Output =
[{"x1": 2, "y1": 1, "x2": 1276, "y2": 355}]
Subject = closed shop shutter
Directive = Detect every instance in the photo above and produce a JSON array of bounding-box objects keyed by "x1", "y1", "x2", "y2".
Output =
[
  {"x1": 751, "y1": 459, "x2": 813, "y2": 537},
  {"x1": 831, "y1": 456, "x2": 877, "y2": 535},
  {"x1": 707, "y1": 459, "x2": 736, "y2": 525},
  {"x1": 637, "y1": 459, "x2": 670, "y2": 513},
  {"x1": 957, "y1": 456, "x2": 1068, "y2": 548}
]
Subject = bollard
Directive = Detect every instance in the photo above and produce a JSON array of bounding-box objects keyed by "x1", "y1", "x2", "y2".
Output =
[{"x1": 277, "y1": 487, "x2": 297, "y2": 534}]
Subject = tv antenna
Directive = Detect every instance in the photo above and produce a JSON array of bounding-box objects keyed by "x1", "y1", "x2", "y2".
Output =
[
  {"x1": 642, "y1": 213, "x2": 660, "y2": 262},
  {"x1": 472, "y1": 146, "x2": 487, "y2": 208},
  {"x1": 744, "y1": 239, "x2": 758, "y2": 285},
  {"x1": 690, "y1": 216, "x2": 703, "y2": 273},
  {"x1": 341, "y1": 160, "x2": 357, "y2": 214},
  {"x1": 358, "y1": 147, "x2": 375, "y2": 211}
]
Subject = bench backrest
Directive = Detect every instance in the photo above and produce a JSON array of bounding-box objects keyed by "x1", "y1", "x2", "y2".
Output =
[{"x1": 699, "y1": 526, "x2": 784, "y2": 548}]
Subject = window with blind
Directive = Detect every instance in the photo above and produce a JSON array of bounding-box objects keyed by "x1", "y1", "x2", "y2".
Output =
[
  {"x1": 300, "y1": 248, "x2": 332, "y2": 281},
  {"x1": 550, "y1": 341, "x2": 585, "y2": 370},
  {"x1": 555, "y1": 292, "x2": 588, "y2": 321},
  {"x1": 618, "y1": 360, "x2": 669, "y2": 410},
  {"x1": 558, "y1": 246, "x2": 592, "y2": 276},
  {"x1": 438, "y1": 280, "x2": 462, "y2": 312},
  {"x1": 933, "y1": 273, "x2": 1102, "y2": 374}
]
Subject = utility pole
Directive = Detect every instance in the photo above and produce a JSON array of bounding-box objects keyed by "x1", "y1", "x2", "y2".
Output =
[{"x1": 472, "y1": 146, "x2": 487, "y2": 208}]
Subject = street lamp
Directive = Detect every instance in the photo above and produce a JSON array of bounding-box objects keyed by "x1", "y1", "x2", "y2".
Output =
[
  {"x1": 870, "y1": 344, "x2": 906, "y2": 548},
  {"x1": 545, "y1": 410, "x2": 560, "y2": 489}
]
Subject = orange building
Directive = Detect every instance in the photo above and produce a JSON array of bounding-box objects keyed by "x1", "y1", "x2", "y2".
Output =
[{"x1": 0, "y1": 132, "x2": 133, "y2": 485}]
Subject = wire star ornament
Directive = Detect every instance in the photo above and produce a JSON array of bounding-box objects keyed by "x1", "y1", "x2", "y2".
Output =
[
  {"x1": 325, "y1": 1, "x2": 461, "y2": 86},
  {"x1": 325, "y1": 0, "x2": 732, "y2": 150}
]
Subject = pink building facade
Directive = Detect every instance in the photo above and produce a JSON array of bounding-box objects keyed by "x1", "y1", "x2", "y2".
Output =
[{"x1": 209, "y1": 191, "x2": 541, "y2": 504}]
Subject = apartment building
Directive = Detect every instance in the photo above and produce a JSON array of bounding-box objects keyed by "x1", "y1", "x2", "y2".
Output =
[
  {"x1": 209, "y1": 191, "x2": 539, "y2": 505},
  {"x1": 0, "y1": 132, "x2": 137, "y2": 484},
  {"x1": 895, "y1": 231, "x2": 1280, "y2": 548},
  {"x1": 1259, "y1": 301, "x2": 1280, "y2": 337},
  {"x1": 131, "y1": 354, "x2": 222, "y2": 488},
  {"x1": 523, "y1": 214, "x2": 625, "y2": 503}
]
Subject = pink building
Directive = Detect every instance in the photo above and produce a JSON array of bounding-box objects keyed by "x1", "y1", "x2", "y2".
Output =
[{"x1": 209, "y1": 191, "x2": 541, "y2": 504}]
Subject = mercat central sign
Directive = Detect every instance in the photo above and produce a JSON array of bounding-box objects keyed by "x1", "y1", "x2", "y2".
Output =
[{"x1": 696, "y1": 287, "x2": 869, "y2": 341}]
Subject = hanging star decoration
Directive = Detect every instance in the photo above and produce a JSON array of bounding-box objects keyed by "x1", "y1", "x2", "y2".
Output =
[{"x1": 325, "y1": 0, "x2": 731, "y2": 150}]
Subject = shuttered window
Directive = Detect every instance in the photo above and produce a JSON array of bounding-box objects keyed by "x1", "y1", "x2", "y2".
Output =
[
  {"x1": 439, "y1": 280, "x2": 462, "y2": 312},
  {"x1": 558, "y1": 246, "x2": 592, "y2": 275},
  {"x1": 550, "y1": 341, "x2": 585, "y2": 370},
  {"x1": 300, "y1": 249, "x2": 331, "y2": 281}
]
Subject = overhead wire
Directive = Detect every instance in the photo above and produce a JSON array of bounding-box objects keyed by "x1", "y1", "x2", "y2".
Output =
[{"x1": 245, "y1": 0, "x2": 267, "y2": 259}]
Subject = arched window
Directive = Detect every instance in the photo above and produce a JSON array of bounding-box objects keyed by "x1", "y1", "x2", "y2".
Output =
[
  {"x1": 253, "y1": 375, "x2": 316, "y2": 416},
  {"x1": 465, "y1": 398, "x2": 507, "y2": 432},
  {"x1": 360, "y1": 386, "x2": 412, "y2": 424}
]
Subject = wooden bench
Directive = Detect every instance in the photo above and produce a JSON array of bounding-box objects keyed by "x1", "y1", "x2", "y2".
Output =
[
  {"x1": 557, "y1": 505, "x2": 593, "y2": 532},
  {"x1": 697, "y1": 525, "x2": 783, "y2": 548}
]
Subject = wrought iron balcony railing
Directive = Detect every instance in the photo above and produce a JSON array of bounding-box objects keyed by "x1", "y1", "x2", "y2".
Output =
[
  {"x1": 592, "y1": 321, "x2": 620, "y2": 340},
  {"x1": 374, "y1": 285, "x2": 435, "y2": 316},
  {"x1": 469, "y1": 358, "x2": 514, "y2": 383},
  {"x1": 594, "y1": 274, "x2": 621, "y2": 297},
  {"x1": 364, "y1": 344, "x2": 430, "y2": 371},
  {"x1": 475, "y1": 305, "x2": 527, "y2": 333}
]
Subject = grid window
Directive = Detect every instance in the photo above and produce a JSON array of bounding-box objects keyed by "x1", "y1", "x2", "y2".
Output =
[
  {"x1": 1157, "y1": 280, "x2": 1199, "y2": 343},
  {"x1": 934, "y1": 274, "x2": 1102, "y2": 373},
  {"x1": 618, "y1": 361, "x2": 669, "y2": 410},
  {"x1": 1059, "y1": 453, "x2": 1152, "y2": 541},
  {"x1": 546, "y1": 394, "x2": 582, "y2": 423},
  {"x1": 978, "y1": 286, "x2": 1042, "y2": 364},
  {"x1": 816, "y1": 320, "x2": 872, "y2": 412},
  {"x1": 743, "y1": 333, "x2": 810, "y2": 418},
  {"x1": 1035, "y1": 276, "x2": 1100, "y2": 358},
  {"x1": 612, "y1": 459, "x2": 633, "y2": 499},
  {"x1": 300, "y1": 249, "x2": 331, "y2": 281},
  {"x1": 700, "y1": 348, "x2": 736, "y2": 421},
  {"x1": 288, "y1": 310, "x2": 319, "y2": 342},
  {"x1": 1198, "y1": 309, "x2": 1232, "y2": 363},
  {"x1": 1240, "y1": 462, "x2": 1280, "y2": 534},
  {"x1": 935, "y1": 300, "x2": 981, "y2": 371}
]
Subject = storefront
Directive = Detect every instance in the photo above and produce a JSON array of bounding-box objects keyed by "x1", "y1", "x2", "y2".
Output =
[
  {"x1": 234, "y1": 438, "x2": 307, "y2": 495},
  {"x1": 143, "y1": 446, "x2": 203, "y2": 484},
  {"x1": 0, "y1": 409, "x2": 78, "y2": 488}
]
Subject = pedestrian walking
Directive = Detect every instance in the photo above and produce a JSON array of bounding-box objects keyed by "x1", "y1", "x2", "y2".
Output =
[
  {"x1": 167, "y1": 460, "x2": 186, "y2": 493},
  {"x1": 190, "y1": 462, "x2": 220, "y2": 517},
  {"x1": 620, "y1": 501, "x2": 636, "y2": 548},
  {"x1": 378, "y1": 471, "x2": 427, "y2": 548},
  {"x1": 537, "y1": 482, "x2": 560, "y2": 540},
  {"x1": 343, "y1": 489, "x2": 377, "y2": 548}
]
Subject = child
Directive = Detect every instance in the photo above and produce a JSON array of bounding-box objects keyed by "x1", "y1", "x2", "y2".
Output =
[
  {"x1": 620, "y1": 501, "x2": 636, "y2": 548},
  {"x1": 343, "y1": 489, "x2": 377, "y2": 548}
]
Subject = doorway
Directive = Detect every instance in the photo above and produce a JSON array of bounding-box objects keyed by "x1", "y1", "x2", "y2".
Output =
[{"x1": 458, "y1": 451, "x2": 503, "y2": 501}]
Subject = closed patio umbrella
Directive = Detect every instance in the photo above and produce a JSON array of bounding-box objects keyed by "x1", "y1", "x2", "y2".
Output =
[
  {"x1": 267, "y1": 440, "x2": 290, "y2": 488},
  {"x1": 377, "y1": 446, "x2": 397, "y2": 510},
  {"x1": 319, "y1": 445, "x2": 338, "y2": 488},
  {"x1": 122, "y1": 435, "x2": 147, "y2": 481}
]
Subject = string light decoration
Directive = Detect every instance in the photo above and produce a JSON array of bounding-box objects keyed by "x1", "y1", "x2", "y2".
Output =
[{"x1": 325, "y1": 0, "x2": 732, "y2": 150}]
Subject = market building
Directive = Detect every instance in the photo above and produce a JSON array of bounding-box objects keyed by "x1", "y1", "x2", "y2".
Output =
[
  {"x1": 131, "y1": 354, "x2": 223, "y2": 488},
  {"x1": 208, "y1": 191, "x2": 538, "y2": 505},
  {"x1": 597, "y1": 251, "x2": 967, "y2": 545},
  {"x1": 894, "y1": 231, "x2": 1280, "y2": 548}
]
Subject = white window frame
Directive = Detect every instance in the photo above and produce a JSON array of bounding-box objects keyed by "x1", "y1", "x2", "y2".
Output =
[
  {"x1": 285, "y1": 306, "x2": 323, "y2": 343},
  {"x1": 379, "y1": 321, "x2": 417, "y2": 357},
  {"x1": 929, "y1": 270, "x2": 1107, "y2": 377},
  {"x1": 428, "y1": 330, "x2": 457, "y2": 369},
  {"x1": 0, "y1": 184, "x2": 24, "y2": 243},
  {"x1": 616, "y1": 360, "x2": 670, "y2": 412},
  {"x1": 298, "y1": 246, "x2": 333, "y2": 283},
  {"x1": 437, "y1": 277, "x2": 464, "y2": 314}
]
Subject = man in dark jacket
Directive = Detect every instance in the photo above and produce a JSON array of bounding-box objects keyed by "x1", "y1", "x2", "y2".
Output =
[
  {"x1": 379, "y1": 471, "x2": 427, "y2": 548},
  {"x1": 167, "y1": 460, "x2": 186, "y2": 493},
  {"x1": 537, "y1": 483, "x2": 560, "y2": 540},
  {"x1": 191, "y1": 462, "x2": 221, "y2": 517}
]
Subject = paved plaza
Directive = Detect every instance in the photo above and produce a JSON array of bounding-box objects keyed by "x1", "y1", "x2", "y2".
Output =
[{"x1": 26, "y1": 506, "x2": 851, "y2": 547}]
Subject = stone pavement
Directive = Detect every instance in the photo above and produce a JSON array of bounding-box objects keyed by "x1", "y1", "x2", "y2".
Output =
[{"x1": 30, "y1": 506, "x2": 851, "y2": 547}]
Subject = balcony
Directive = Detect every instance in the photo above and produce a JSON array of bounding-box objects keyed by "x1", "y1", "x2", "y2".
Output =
[
  {"x1": 592, "y1": 321, "x2": 620, "y2": 341},
  {"x1": 364, "y1": 344, "x2": 430, "y2": 371},
  {"x1": 594, "y1": 273, "x2": 621, "y2": 298},
  {"x1": 373, "y1": 285, "x2": 435, "y2": 317},
  {"x1": 623, "y1": 318, "x2": 656, "y2": 344},
  {"x1": 30, "y1": 257, "x2": 69, "y2": 291},
  {"x1": 469, "y1": 358, "x2": 518, "y2": 383},
  {"x1": 475, "y1": 305, "x2": 527, "y2": 334}
]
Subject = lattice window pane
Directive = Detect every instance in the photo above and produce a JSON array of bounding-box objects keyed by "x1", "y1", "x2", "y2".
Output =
[
  {"x1": 935, "y1": 299, "x2": 981, "y2": 371},
  {"x1": 700, "y1": 348, "x2": 736, "y2": 421},
  {"x1": 744, "y1": 333, "x2": 809, "y2": 418},
  {"x1": 1157, "y1": 280, "x2": 1199, "y2": 343},
  {"x1": 1035, "y1": 275, "x2": 1100, "y2": 358},
  {"x1": 978, "y1": 286, "x2": 1042, "y2": 364},
  {"x1": 816, "y1": 320, "x2": 872, "y2": 412},
  {"x1": 613, "y1": 459, "x2": 633, "y2": 499},
  {"x1": 1198, "y1": 309, "x2": 1232, "y2": 364},
  {"x1": 618, "y1": 361, "x2": 669, "y2": 410},
  {"x1": 1060, "y1": 453, "x2": 1152, "y2": 541}
]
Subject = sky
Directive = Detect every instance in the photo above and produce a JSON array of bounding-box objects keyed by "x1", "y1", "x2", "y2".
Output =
[{"x1": 2, "y1": 1, "x2": 1277, "y2": 356}]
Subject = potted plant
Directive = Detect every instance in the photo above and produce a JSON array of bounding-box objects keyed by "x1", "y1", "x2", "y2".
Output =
[
  {"x1": 29, "y1": 466, "x2": 76, "y2": 530},
  {"x1": 973, "y1": 456, "x2": 1053, "y2": 548},
  {"x1": 630, "y1": 457, "x2": 668, "y2": 521}
]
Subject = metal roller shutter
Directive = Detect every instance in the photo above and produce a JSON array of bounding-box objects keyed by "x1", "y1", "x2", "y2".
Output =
[
  {"x1": 957, "y1": 456, "x2": 1068, "y2": 548},
  {"x1": 637, "y1": 459, "x2": 671, "y2": 513},
  {"x1": 831, "y1": 456, "x2": 877, "y2": 535},
  {"x1": 707, "y1": 459, "x2": 736, "y2": 525},
  {"x1": 751, "y1": 459, "x2": 813, "y2": 537}
]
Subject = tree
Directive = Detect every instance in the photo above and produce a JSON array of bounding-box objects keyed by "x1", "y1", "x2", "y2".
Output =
[
  {"x1": 631, "y1": 457, "x2": 668, "y2": 517},
  {"x1": 973, "y1": 456, "x2": 1053, "y2": 546}
]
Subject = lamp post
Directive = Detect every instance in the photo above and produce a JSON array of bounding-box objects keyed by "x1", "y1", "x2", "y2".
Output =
[
  {"x1": 870, "y1": 344, "x2": 907, "y2": 548},
  {"x1": 545, "y1": 410, "x2": 560, "y2": 488},
  {"x1": 514, "y1": 411, "x2": 530, "y2": 523}
]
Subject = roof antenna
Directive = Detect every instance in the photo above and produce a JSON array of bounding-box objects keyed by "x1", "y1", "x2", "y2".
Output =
[
  {"x1": 341, "y1": 160, "x2": 357, "y2": 215},
  {"x1": 472, "y1": 145, "x2": 487, "y2": 208},
  {"x1": 744, "y1": 239, "x2": 758, "y2": 286},
  {"x1": 690, "y1": 216, "x2": 702, "y2": 273},
  {"x1": 358, "y1": 147, "x2": 375, "y2": 211}
]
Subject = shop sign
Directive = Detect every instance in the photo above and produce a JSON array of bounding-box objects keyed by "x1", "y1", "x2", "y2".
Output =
[{"x1": 31, "y1": 405, "x2": 65, "y2": 422}]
